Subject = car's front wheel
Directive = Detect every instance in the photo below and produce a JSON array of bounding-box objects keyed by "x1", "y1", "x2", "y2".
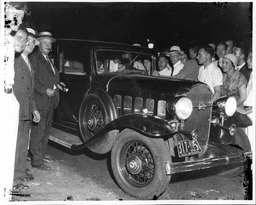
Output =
[{"x1": 111, "y1": 130, "x2": 172, "y2": 200}]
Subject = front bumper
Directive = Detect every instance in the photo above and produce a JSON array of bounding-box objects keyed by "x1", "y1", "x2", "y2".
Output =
[{"x1": 166, "y1": 153, "x2": 248, "y2": 175}]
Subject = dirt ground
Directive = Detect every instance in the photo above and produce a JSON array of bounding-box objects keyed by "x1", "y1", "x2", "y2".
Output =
[{"x1": 10, "y1": 141, "x2": 253, "y2": 203}]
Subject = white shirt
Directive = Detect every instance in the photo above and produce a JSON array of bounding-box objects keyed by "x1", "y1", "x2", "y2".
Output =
[
  {"x1": 172, "y1": 60, "x2": 184, "y2": 76},
  {"x1": 158, "y1": 67, "x2": 172, "y2": 76},
  {"x1": 109, "y1": 60, "x2": 119, "y2": 72},
  {"x1": 237, "y1": 62, "x2": 246, "y2": 71},
  {"x1": 198, "y1": 62, "x2": 223, "y2": 94},
  {"x1": 244, "y1": 72, "x2": 252, "y2": 107}
]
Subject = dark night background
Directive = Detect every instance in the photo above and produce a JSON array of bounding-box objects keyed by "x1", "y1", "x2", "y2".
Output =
[{"x1": 24, "y1": 1, "x2": 252, "y2": 52}]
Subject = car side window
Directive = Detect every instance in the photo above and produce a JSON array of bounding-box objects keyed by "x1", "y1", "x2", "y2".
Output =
[
  {"x1": 59, "y1": 50, "x2": 86, "y2": 76},
  {"x1": 95, "y1": 50, "x2": 155, "y2": 75}
]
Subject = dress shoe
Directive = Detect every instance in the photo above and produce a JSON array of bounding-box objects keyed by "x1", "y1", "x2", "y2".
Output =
[
  {"x1": 22, "y1": 171, "x2": 33, "y2": 178},
  {"x1": 15, "y1": 173, "x2": 34, "y2": 182},
  {"x1": 24, "y1": 168, "x2": 31, "y2": 172},
  {"x1": 32, "y1": 163, "x2": 51, "y2": 170},
  {"x1": 43, "y1": 155, "x2": 55, "y2": 163},
  {"x1": 20, "y1": 175, "x2": 34, "y2": 182},
  {"x1": 13, "y1": 183, "x2": 29, "y2": 190}
]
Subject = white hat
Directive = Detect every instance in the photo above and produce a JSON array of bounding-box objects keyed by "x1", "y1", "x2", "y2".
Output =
[
  {"x1": 26, "y1": 28, "x2": 40, "y2": 45},
  {"x1": 37, "y1": 31, "x2": 56, "y2": 43},
  {"x1": 168, "y1": 45, "x2": 182, "y2": 55}
]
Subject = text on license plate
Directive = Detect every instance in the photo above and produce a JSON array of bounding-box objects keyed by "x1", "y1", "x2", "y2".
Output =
[{"x1": 177, "y1": 139, "x2": 202, "y2": 157}]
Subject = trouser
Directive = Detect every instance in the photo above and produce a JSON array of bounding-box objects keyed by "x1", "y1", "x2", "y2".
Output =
[
  {"x1": 30, "y1": 105, "x2": 54, "y2": 167},
  {"x1": 14, "y1": 120, "x2": 31, "y2": 179},
  {"x1": 0, "y1": 91, "x2": 19, "y2": 201}
]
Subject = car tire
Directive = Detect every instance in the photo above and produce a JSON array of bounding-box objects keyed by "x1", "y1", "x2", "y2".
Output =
[
  {"x1": 111, "y1": 129, "x2": 172, "y2": 200},
  {"x1": 79, "y1": 93, "x2": 115, "y2": 142}
]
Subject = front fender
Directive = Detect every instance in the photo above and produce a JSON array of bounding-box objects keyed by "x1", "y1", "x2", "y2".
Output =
[{"x1": 71, "y1": 114, "x2": 176, "y2": 154}]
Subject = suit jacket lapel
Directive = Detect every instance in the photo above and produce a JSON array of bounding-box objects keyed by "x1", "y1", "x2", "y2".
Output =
[{"x1": 20, "y1": 56, "x2": 32, "y2": 76}]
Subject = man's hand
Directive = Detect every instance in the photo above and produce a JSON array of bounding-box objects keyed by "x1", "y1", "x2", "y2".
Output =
[
  {"x1": 33, "y1": 110, "x2": 40, "y2": 123},
  {"x1": 46, "y1": 88, "x2": 55, "y2": 97}
]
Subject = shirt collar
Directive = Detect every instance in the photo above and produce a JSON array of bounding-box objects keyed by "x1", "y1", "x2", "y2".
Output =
[
  {"x1": 21, "y1": 53, "x2": 28, "y2": 60},
  {"x1": 237, "y1": 62, "x2": 246, "y2": 70},
  {"x1": 173, "y1": 60, "x2": 182, "y2": 67}
]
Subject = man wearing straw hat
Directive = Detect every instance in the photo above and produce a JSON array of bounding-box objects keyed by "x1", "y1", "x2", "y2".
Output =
[{"x1": 29, "y1": 31, "x2": 59, "y2": 170}]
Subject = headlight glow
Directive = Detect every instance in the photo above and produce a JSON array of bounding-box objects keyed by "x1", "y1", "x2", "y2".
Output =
[
  {"x1": 217, "y1": 96, "x2": 237, "y2": 117},
  {"x1": 171, "y1": 97, "x2": 193, "y2": 120},
  {"x1": 225, "y1": 97, "x2": 237, "y2": 117}
]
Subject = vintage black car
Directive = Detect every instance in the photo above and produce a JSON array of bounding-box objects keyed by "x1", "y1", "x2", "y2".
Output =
[{"x1": 51, "y1": 39, "x2": 251, "y2": 199}]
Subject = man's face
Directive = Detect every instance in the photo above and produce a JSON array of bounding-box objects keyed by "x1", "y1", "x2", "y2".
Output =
[
  {"x1": 169, "y1": 51, "x2": 180, "y2": 65},
  {"x1": 23, "y1": 35, "x2": 37, "y2": 55},
  {"x1": 197, "y1": 48, "x2": 208, "y2": 65},
  {"x1": 233, "y1": 47, "x2": 242, "y2": 61},
  {"x1": 158, "y1": 57, "x2": 168, "y2": 71},
  {"x1": 188, "y1": 48, "x2": 197, "y2": 59},
  {"x1": 143, "y1": 59, "x2": 151, "y2": 71},
  {"x1": 14, "y1": 30, "x2": 28, "y2": 53},
  {"x1": 39, "y1": 38, "x2": 52, "y2": 55},
  {"x1": 216, "y1": 44, "x2": 226, "y2": 58},
  {"x1": 5, "y1": 5, "x2": 25, "y2": 32},
  {"x1": 225, "y1": 41, "x2": 234, "y2": 54},
  {"x1": 247, "y1": 52, "x2": 252, "y2": 69}
]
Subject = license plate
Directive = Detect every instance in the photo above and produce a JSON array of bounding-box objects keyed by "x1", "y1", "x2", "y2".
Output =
[{"x1": 177, "y1": 139, "x2": 202, "y2": 157}]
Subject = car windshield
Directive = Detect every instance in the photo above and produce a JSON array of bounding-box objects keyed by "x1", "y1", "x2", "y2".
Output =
[{"x1": 96, "y1": 50, "x2": 155, "y2": 75}]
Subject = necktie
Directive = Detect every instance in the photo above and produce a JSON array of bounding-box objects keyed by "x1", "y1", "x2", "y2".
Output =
[{"x1": 46, "y1": 56, "x2": 56, "y2": 74}]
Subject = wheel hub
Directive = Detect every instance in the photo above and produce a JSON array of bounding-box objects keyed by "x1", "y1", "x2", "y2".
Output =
[
  {"x1": 87, "y1": 113, "x2": 97, "y2": 131},
  {"x1": 126, "y1": 155, "x2": 142, "y2": 175}
]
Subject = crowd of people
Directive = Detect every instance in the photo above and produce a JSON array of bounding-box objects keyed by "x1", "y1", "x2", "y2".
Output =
[
  {"x1": 1, "y1": 1, "x2": 253, "y2": 202},
  {"x1": 154, "y1": 41, "x2": 253, "y2": 151}
]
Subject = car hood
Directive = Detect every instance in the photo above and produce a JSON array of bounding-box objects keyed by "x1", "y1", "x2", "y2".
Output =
[{"x1": 104, "y1": 74, "x2": 204, "y2": 96}]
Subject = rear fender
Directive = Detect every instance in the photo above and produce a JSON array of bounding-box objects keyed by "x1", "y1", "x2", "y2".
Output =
[{"x1": 71, "y1": 114, "x2": 176, "y2": 154}]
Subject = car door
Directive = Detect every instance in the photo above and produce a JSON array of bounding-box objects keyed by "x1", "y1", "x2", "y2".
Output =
[{"x1": 53, "y1": 41, "x2": 91, "y2": 132}]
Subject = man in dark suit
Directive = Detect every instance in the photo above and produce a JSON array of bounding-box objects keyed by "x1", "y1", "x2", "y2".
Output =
[
  {"x1": 234, "y1": 47, "x2": 251, "y2": 82},
  {"x1": 13, "y1": 28, "x2": 41, "y2": 182},
  {"x1": 29, "y1": 31, "x2": 59, "y2": 170}
]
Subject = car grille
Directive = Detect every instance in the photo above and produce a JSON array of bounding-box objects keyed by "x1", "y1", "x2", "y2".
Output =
[{"x1": 184, "y1": 84, "x2": 212, "y2": 151}]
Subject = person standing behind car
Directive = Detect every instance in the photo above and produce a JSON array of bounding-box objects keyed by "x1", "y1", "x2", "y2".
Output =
[
  {"x1": 13, "y1": 28, "x2": 41, "y2": 184},
  {"x1": 197, "y1": 45, "x2": 223, "y2": 102},
  {"x1": 172, "y1": 44, "x2": 200, "y2": 81},
  {"x1": 219, "y1": 54, "x2": 251, "y2": 152},
  {"x1": 29, "y1": 32, "x2": 59, "y2": 170},
  {"x1": 167, "y1": 45, "x2": 184, "y2": 76},
  {"x1": 236, "y1": 50, "x2": 253, "y2": 146}
]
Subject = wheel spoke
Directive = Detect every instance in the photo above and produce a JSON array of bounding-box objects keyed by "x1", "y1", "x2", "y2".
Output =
[{"x1": 123, "y1": 140, "x2": 155, "y2": 185}]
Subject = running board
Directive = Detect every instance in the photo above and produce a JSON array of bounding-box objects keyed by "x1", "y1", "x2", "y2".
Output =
[{"x1": 49, "y1": 127, "x2": 83, "y2": 149}]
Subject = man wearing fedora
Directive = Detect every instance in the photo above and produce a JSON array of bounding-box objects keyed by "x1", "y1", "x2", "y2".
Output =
[
  {"x1": 168, "y1": 45, "x2": 184, "y2": 76},
  {"x1": 29, "y1": 31, "x2": 59, "y2": 170},
  {"x1": 13, "y1": 28, "x2": 41, "y2": 182}
]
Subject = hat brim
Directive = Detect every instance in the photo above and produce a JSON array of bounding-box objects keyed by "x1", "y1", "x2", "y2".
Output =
[
  {"x1": 28, "y1": 34, "x2": 40, "y2": 45},
  {"x1": 168, "y1": 50, "x2": 182, "y2": 54},
  {"x1": 37, "y1": 36, "x2": 56, "y2": 43}
]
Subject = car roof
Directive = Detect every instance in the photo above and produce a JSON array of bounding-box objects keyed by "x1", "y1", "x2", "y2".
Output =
[{"x1": 56, "y1": 38, "x2": 156, "y2": 54}]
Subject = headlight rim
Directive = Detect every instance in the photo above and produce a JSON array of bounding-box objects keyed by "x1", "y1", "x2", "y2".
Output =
[
  {"x1": 216, "y1": 96, "x2": 237, "y2": 117},
  {"x1": 167, "y1": 96, "x2": 193, "y2": 120}
]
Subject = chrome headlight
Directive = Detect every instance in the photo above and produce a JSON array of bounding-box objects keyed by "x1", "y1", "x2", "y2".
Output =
[
  {"x1": 216, "y1": 96, "x2": 237, "y2": 117},
  {"x1": 167, "y1": 97, "x2": 193, "y2": 120}
]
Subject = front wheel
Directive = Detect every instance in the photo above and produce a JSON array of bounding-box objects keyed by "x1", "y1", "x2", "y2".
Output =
[{"x1": 111, "y1": 130, "x2": 172, "y2": 199}]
